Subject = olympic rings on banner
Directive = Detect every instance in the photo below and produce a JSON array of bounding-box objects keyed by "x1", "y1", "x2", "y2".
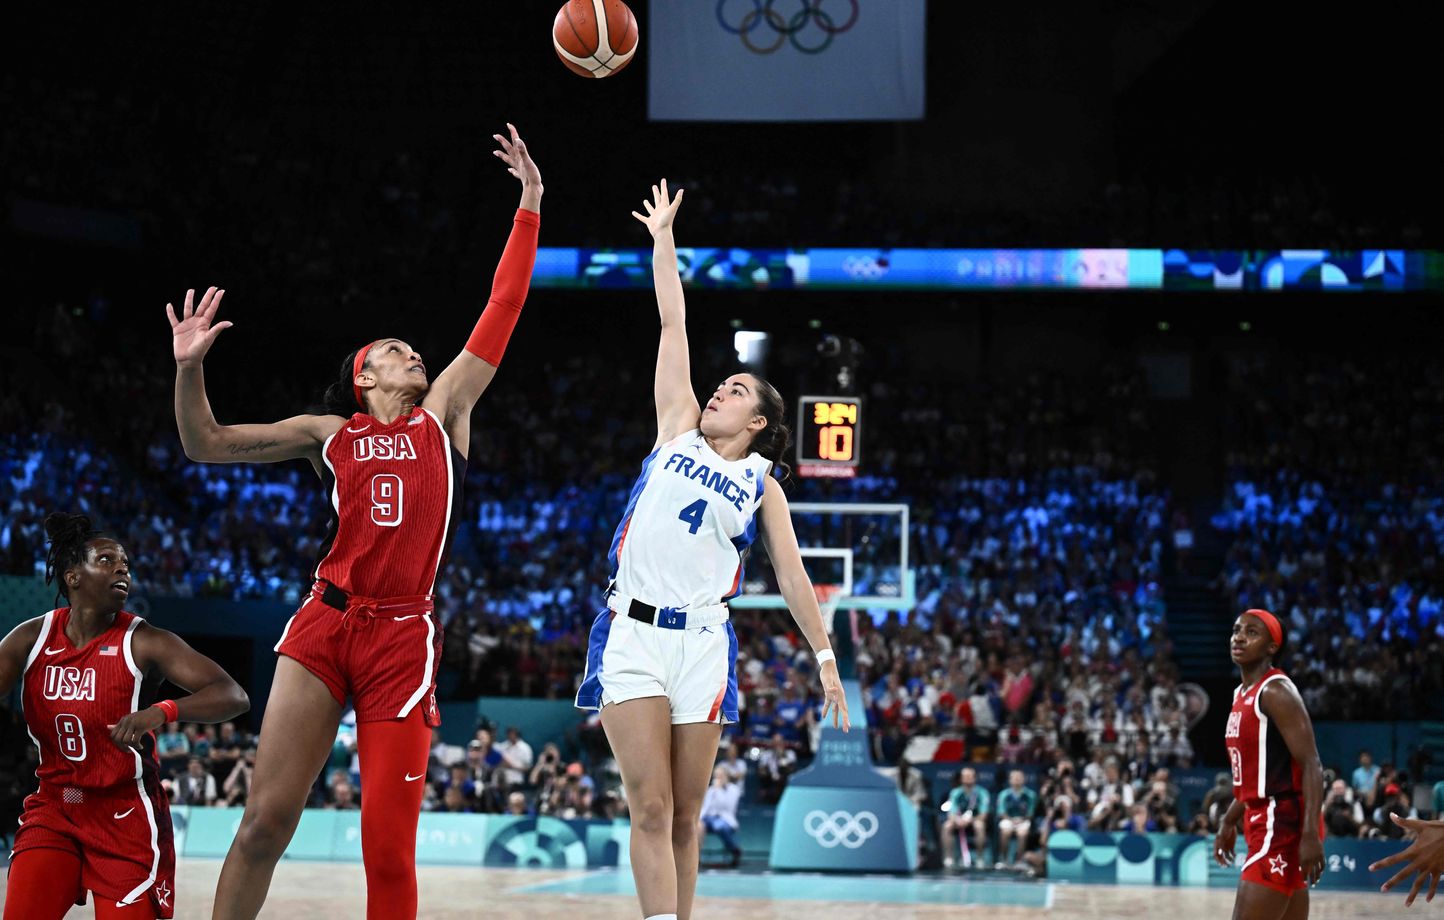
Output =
[{"x1": 716, "y1": 0, "x2": 860, "y2": 55}]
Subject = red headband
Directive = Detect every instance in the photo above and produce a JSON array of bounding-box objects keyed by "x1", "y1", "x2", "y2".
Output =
[
  {"x1": 352, "y1": 340, "x2": 381, "y2": 411},
  {"x1": 1244, "y1": 608, "x2": 1283, "y2": 647}
]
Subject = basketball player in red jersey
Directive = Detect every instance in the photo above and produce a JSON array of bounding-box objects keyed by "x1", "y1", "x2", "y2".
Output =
[
  {"x1": 1214, "y1": 608, "x2": 1325, "y2": 920},
  {"x1": 166, "y1": 125, "x2": 541, "y2": 920},
  {"x1": 0, "y1": 513, "x2": 249, "y2": 920}
]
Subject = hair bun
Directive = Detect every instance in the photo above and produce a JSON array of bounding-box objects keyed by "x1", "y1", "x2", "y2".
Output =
[{"x1": 44, "y1": 511, "x2": 94, "y2": 545}]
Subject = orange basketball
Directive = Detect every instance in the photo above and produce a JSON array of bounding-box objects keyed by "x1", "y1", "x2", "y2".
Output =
[{"x1": 553, "y1": 0, "x2": 638, "y2": 79}]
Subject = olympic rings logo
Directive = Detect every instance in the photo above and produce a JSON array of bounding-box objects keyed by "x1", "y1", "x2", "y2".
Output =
[
  {"x1": 803, "y1": 809, "x2": 879, "y2": 849},
  {"x1": 716, "y1": 0, "x2": 860, "y2": 55},
  {"x1": 841, "y1": 255, "x2": 887, "y2": 279}
]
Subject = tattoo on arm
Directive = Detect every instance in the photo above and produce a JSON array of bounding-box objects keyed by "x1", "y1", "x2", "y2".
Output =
[{"x1": 226, "y1": 439, "x2": 281, "y2": 456}]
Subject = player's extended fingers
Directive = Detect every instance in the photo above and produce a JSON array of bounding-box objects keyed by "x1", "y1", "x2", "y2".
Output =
[
  {"x1": 672, "y1": 188, "x2": 685, "y2": 208},
  {"x1": 1383, "y1": 861, "x2": 1419, "y2": 892},
  {"x1": 631, "y1": 211, "x2": 648, "y2": 224},
  {"x1": 204, "y1": 288, "x2": 225, "y2": 318},
  {"x1": 1427, "y1": 871, "x2": 1440, "y2": 902},
  {"x1": 1407, "y1": 871, "x2": 1428, "y2": 907},
  {"x1": 182, "y1": 288, "x2": 195, "y2": 318},
  {"x1": 197, "y1": 285, "x2": 217, "y2": 315},
  {"x1": 166, "y1": 302, "x2": 180, "y2": 328},
  {"x1": 1371, "y1": 845, "x2": 1414, "y2": 872},
  {"x1": 651, "y1": 184, "x2": 660, "y2": 204}
]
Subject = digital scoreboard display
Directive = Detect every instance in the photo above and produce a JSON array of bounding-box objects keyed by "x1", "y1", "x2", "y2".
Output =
[{"x1": 797, "y1": 396, "x2": 862, "y2": 479}]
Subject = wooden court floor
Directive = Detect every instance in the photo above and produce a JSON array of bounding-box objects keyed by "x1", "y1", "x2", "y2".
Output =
[{"x1": 1, "y1": 859, "x2": 1409, "y2": 918}]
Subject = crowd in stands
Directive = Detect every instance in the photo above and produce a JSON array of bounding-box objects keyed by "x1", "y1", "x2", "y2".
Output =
[{"x1": 1212, "y1": 358, "x2": 1444, "y2": 719}]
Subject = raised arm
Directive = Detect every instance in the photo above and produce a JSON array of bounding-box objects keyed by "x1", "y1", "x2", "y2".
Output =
[
  {"x1": 1260, "y1": 679, "x2": 1325, "y2": 886},
  {"x1": 632, "y1": 180, "x2": 700, "y2": 448},
  {"x1": 423, "y1": 124, "x2": 542, "y2": 451},
  {"x1": 108, "y1": 625, "x2": 250, "y2": 750},
  {"x1": 757, "y1": 479, "x2": 849, "y2": 731},
  {"x1": 169, "y1": 286, "x2": 339, "y2": 465}
]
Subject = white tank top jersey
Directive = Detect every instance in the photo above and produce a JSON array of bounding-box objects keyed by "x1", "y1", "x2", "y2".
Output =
[{"x1": 607, "y1": 429, "x2": 773, "y2": 611}]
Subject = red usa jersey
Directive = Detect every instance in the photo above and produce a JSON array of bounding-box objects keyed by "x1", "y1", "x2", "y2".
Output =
[
  {"x1": 1225, "y1": 667, "x2": 1302, "y2": 805},
  {"x1": 21, "y1": 608, "x2": 160, "y2": 790},
  {"x1": 314, "y1": 406, "x2": 465, "y2": 597}
]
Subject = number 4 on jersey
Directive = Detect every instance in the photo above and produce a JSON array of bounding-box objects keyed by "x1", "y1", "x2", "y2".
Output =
[{"x1": 678, "y1": 499, "x2": 707, "y2": 535}]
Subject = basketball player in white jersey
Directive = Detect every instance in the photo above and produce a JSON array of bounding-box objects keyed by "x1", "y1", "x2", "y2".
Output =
[{"x1": 576, "y1": 181, "x2": 848, "y2": 920}]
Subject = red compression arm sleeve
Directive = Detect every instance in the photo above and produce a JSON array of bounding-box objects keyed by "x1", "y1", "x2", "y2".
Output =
[{"x1": 465, "y1": 207, "x2": 540, "y2": 366}]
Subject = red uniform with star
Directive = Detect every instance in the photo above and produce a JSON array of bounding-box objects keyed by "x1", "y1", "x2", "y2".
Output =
[
  {"x1": 13, "y1": 608, "x2": 176, "y2": 917},
  {"x1": 1225, "y1": 667, "x2": 1310, "y2": 895}
]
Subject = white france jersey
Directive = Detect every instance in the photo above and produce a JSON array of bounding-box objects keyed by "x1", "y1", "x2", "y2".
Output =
[{"x1": 608, "y1": 429, "x2": 772, "y2": 610}]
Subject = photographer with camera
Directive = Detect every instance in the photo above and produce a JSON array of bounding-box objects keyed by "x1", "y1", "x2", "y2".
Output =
[{"x1": 1322, "y1": 778, "x2": 1365, "y2": 838}]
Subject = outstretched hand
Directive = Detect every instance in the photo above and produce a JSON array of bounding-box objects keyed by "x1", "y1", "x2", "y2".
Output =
[
  {"x1": 493, "y1": 123, "x2": 542, "y2": 194},
  {"x1": 818, "y1": 660, "x2": 851, "y2": 732},
  {"x1": 1371, "y1": 814, "x2": 1444, "y2": 906},
  {"x1": 632, "y1": 179, "x2": 684, "y2": 237},
  {"x1": 167, "y1": 287, "x2": 232, "y2": 367}
]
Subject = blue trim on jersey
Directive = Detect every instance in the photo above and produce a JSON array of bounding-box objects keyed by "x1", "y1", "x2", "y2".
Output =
[
  {"x1": 723, "y1": 513, "x2": 761, "y2": 601},
  {"x1": 606, "y1": 446, "x2": 664, "y2": 577},
  {"x1": 721, "y1": 621, "x2": 740, "y2": 721},
  {"x1": 575, "y1": 608, "x2": 614, "y2": 710}
]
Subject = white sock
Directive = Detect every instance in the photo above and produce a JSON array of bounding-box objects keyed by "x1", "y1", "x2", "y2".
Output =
[{"x1": 644, "y1": 915, "x2": 679, "y2": 920}]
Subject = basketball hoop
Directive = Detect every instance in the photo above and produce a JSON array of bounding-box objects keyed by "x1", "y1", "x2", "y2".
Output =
[{"x1": 814, "y1": 583, "x2": 846, "y2": 633}]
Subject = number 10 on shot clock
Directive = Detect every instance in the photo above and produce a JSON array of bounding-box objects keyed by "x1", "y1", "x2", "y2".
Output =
[{"x1": 797, "y1": 395, "x2": 862, "y2": 479}]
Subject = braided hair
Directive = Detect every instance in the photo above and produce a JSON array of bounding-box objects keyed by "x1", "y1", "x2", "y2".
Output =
[{"x1": 44, "y1": 512, "x2": 114, "y2": 603}]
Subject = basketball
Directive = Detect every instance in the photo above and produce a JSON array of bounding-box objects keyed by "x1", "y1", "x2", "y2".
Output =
[{"x1": 552, "y1": 0, "x2": 638, "y2": 79}]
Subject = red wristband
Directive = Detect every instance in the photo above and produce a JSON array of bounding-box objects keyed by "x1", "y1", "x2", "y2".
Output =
[
  {"x1": 465, "y1": 209, "x2": 540, "y2": 366},
  {"x1": 153, "y1": 699, "x2": 180, "y2": 723}
]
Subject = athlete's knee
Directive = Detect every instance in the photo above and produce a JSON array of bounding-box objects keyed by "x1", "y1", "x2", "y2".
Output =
[
  {"x1": 670, "y1": 807, "x2": 700, "y2": 847},
  {"x1": 362, "y1": 847, "x2": 417, "y2": 890},
  {"x1": 233, "y1": 804, "x2": 302, "y2": 861},
  {"x1": 632, "y1": 793, "x2": 673, "y2": 837}
]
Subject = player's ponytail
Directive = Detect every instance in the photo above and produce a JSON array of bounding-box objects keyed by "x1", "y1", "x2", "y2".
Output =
[
  {"x1": 747, "y1": 375, "x2": 793, "y2": 485},
  {"x1": 44, "y1": 512, "x2": 103, "y2": 601},
  {"x1": 322, "y1": 348, "x2": 366, "y2": 416}
]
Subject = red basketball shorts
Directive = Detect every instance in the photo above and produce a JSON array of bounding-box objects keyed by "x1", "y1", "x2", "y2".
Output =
[
  {"x1": 11, "y1": 779, "x2": 177, "y2": 918},
  {"x1": 1239, "y1": 795, "x2": 1309, "y2": 895},
  {"x1": 274, "y1": 583, "x2": 442, "y2": 725}
]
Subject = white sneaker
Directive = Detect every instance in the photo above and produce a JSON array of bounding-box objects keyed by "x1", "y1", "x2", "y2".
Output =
[{"x1": 944, "y1": 857, "x2": 955, "y2": 870}]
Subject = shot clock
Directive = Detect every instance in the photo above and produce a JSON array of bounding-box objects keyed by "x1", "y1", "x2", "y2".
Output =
[{"x1": 797, "y1": 395, "x2": 862, "y2": 479}]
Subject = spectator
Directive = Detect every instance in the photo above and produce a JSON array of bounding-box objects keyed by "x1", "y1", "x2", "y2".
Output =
[
  {"x1": 495, "y1": 726, "x2": 535, "y2": 789},
  {"x1": 699, "y1": 766, "x2": 743, "y2": 868},
  {"x1": 1352, "y1": 751, "x2": 1381, "y2": 807},
  {"x1": 505, "y1": 791, "x2": 529, "y2": 816},
  {"x1": 176, "y1": 756, "x2": 217, "y2": 806},
  {"x1": 1323, "y1": 779, "x2": 1365, "y2": 838},
  {"x1": 440, "y1": 786, "x2": 472, "y2": 814},
  {"x1": 1199, "y1": 772, "x2": 1234, "y2": 832},
  {"x1": 994, "y1": 769, "x2": 1038, "y2": 870},
  {"x1": 1087, "y1": 760, "x2": 1134, "y2": 829},
  {"x1": 328, "y1": 777, "x2": 359, "y2": 811},
  {"x1": 156, "y1": 722, "x2": 190, "y2": 775},
  {"x1": 757, "y1": 736, "x2": 797, "y2": 805},
  {"x1": 222, "y1": 746, "x2": 257, "y2": 807},
  {"x1": 1140, "y1": 779, "x2": 1179, "y2": 832},
  {"x1": 719, "y1": 742, "x2": 748, "y2": 791},
  {"x1": 942, "y1": 767, "x2": 991, "y2": 870},
  {"x1": 1374, "y1": 784, "x2": 1418, "y2": 838}
]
